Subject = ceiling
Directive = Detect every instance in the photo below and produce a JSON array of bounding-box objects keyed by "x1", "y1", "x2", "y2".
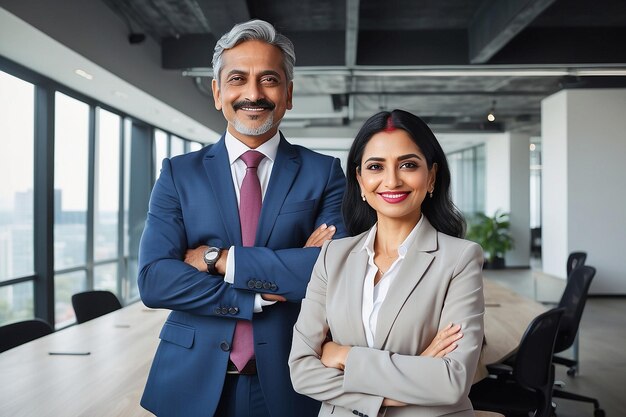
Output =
[{"x1": 102, "y1": 0, "x2": 626, "y2": 135}]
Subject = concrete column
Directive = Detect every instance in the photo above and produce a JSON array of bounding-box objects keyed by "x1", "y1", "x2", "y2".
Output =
[
  {"x1": 485, "y1": 132, "x2": 531, "y2": 267},
  {"x1": 541, "y1": 89, "x2": 626, "y2": 294}
]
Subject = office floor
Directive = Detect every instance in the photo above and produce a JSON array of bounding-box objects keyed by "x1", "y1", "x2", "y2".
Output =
[{"x1": 484, "y1": 265, "x2": 626, "y2": 417}]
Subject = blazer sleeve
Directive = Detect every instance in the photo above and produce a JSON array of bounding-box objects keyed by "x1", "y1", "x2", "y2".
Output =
[
  {"x1": 138, "y1": 158, "x2": 256, "y2": 319},
  {"x1": 289, "y1": 241, "x2": 385, "y2": 417},
  {"x1": 341, "y1": 242, "x2": 485, "y2": 406},
  {"x1": 232, "y1": 157, "x2": 347, "y2": 302}
]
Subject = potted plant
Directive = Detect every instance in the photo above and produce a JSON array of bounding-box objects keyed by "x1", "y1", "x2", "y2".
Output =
[{"x1": 466, "y1": 210, "x2": 514, "y2": 269}]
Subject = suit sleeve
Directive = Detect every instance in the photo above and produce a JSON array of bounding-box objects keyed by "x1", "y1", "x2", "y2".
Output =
[
  {"x1": 341, "y1": 242, "x2": 485, "y2": 406},
  {"x1": 232, "y1": 157, "x2": 347, "y2": 302},
  {"x1": 289, "y1": 241, "x2": 385, "y2": 417},
  {"x1": 138, "y1": 158, "x2": 256, "y2": 319}
]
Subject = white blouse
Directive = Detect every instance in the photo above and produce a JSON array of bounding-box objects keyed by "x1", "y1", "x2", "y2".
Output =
[{"x1": 360, "y1": 216, "x2": 424, "y2": 347}]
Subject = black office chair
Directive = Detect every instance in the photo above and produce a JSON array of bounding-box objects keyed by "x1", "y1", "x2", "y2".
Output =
[
  {"x1": 552, "y1": 265, "x2": 604, "y2": 417},
  {"x1": 566, "y1": 251, "x2": 587, "y2": 277},
  {"x1": 71, "y1": 290, "x2": 122, "y2": 324},
  {"x1": 0, "y1": 319, "x2": 53, "y2": 353},
  {"x1": 470, "y1": 308, "x2": 564, "y2": 417}
]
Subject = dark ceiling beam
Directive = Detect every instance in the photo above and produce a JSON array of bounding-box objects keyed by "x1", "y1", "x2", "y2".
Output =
[
  {"x1": 163, "y1": 31, "x2": 346, "y2": 69},
  {"x1": 196, "y1": 0, "x2": 250, "y2": 37},
  {"x1": 468, "y1": 0, "x2": 557, "y2": 64},
  {"x1": 345, "y1": 0, "x2": 360, "y2": 68}
]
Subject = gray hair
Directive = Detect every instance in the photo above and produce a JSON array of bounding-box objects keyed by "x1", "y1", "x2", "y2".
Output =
[{"x1": 212, "y1": 19, "x2": 296, "y2": 85}]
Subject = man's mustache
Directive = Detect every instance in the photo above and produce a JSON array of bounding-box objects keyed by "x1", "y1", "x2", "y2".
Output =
[{"x1": 233, "y1": 99, "x2": 276, "y2": 111}]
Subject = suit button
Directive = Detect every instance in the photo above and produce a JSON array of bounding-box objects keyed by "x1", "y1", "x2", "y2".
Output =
[
  {"x1": 228, "y1": 307, "x2": 239, "y2": 315},
  {"x1": 214, "y1": 307, "x2": 221, "y2": 314},
  {"x1": 255, "y1": 281, "x2": 263, "y2": 289},
  {"x1": 221, "y1": 307, "x2": 228, "y2": 315},
  {"x1": 247, "y1": 280, "x2": 256, "y2": 289},
  {"x1": 262, "y1": 282, "x2": 271, "y2": 290},
  {"x1": 220, "y1": 341, "x2": 231, "y2": 351},
  {"x1": 270, "y1": 283, "x2": 278, "y2": 292},
  {"x1": 352, "y1": 411, "x2": 358, "y2": 415}
]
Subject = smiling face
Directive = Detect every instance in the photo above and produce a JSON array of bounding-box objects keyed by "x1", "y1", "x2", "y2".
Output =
[
  {"x1": 212, "y1": 40, "x2": 293, "y2": 148},
  {"x1": 357, "y1": 129, "x2": 437, "y2": 225}
]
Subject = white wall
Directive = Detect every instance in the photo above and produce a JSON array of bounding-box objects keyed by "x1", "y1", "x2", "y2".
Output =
[{"x1": 542, "y1": 89, "x2": 626, "y2": 294}]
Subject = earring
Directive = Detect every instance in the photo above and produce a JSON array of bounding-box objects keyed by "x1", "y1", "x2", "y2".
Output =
[
  {"x1": 429, "y1": 189, "x2": 434, "y2": 198},
  {"x1": 361, "y1": 193, "x2": 366, "y2": 201}
]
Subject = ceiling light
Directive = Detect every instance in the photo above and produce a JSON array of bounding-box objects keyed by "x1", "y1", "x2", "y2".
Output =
[
  {"x1": 487, "y1": 100, "x2": 496, "y2": 122},
  {"x1": 74, "y1": 69, "x2": 93, "y2": 80}
]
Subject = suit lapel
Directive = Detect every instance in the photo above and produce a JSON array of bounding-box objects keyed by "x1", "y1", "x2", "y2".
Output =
[
  {"x1": 373, "y1": 218, "x2": 438, "y2": 349},
  {"x1": 345, "y1": 238, "x2": 370, "y2": 346},
  {"x1": 202, "y1": 137, "x2": 242, "y2": 246},
  {"x1": 256, "y1": 135, "x2": 301, "y2": 246}
]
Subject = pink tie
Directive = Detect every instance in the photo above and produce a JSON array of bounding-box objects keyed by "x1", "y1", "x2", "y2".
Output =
[{"x1": 230, "y1": 150, "x2": 265, "y2": 371}]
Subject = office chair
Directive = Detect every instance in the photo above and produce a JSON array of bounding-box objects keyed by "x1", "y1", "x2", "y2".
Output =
[
  {"x1": 552, "y1": 265, "x2": 605, "y2": 417},
  {"x1": 469, "y1": 308, "x2": 564, "y2": 417},
  {"x1": 71, "y1": 290, "x2": 122, "y2": 324},
  {"x1": 566, "y1": 251, "x2": 587, "y2": 277},
  {"x1": 0, "y1": 319, "x2": 53, "y2": 353}
]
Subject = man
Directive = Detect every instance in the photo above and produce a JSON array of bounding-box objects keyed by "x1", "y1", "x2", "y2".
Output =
[{"x1": 138, "y1": 19, "x2": 346, "y2": 417}]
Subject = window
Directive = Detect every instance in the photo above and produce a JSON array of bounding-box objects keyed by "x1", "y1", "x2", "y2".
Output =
[
  {"x1": 0, "y1": 70, "x2": 36, "y2": 325},
  {"x1": 54, "y1": 92, "x2": 89, "y2": 271},
  {"x1": 0, "y1": 71, "x2": 35, "y2": 282},
  {"x1": 170, "y1": 135, "x2": 185, "y2": 157},
  {"x1": 448, "y1": 145, "x2": 485, "y2": 215},
  {"x1": 154, "y1": 129, "x2": 168, "y2": 180},
  {"x1": 94, "y1": 108, "x2": 121, "y2": 262},
  {"x1": 0, "y1": 63, "x2": 194, "y2": 327}
]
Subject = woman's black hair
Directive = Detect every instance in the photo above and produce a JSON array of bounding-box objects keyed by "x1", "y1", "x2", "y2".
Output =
[{"x1": 342, "y1": 109, "x2": 466, "y2": 238}]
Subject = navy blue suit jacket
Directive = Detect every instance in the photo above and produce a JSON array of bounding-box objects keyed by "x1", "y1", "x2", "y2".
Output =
[{"x1": 138, "y1": 134, "x2": 347, "y2": 417}]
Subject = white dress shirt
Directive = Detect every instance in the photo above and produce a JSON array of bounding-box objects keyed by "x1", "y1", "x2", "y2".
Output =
[
  {"x1": 223, "y1": 130, "x2": 280, "y2": 312},
  {"x1": 360, "y1": 215, "x2": 424, "y2": 347}
]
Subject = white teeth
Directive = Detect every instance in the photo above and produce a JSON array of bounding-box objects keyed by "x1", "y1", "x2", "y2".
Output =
[
  {"x1": 241, "y1": 107, "x2": 265, "y2": 111},
  {"x1": 381, "y1": 193, "x2": 406, "y2": 198}
]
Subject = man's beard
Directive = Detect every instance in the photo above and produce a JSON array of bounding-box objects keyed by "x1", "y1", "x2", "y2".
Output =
[
  {"x1": 232, "y1": 99, "x2": 277, "y2": 136},
  {"x1": 233, "y1": 112, "x2": 275, "y2": 136}
]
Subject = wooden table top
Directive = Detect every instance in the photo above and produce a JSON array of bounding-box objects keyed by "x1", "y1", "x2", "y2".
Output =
[
  {"x1": 479, "y1": 279, "x2": 547, "y2": 373},
  {"x1": 0, "y1": 301, "x2": 168, "y2": 417},
  {"x1": 0, "y1": 279, "x2": 546, "y2": 416}
]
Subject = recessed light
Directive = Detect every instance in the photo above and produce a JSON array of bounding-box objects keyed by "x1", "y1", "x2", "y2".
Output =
[{"x1": 74, "y1": 69, "x2": 93, "y2": 80}]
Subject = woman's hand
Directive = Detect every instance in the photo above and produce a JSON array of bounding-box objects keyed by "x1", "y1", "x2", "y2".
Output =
[
  {"x1": 420, "y1": 323, "x2": 463, "y2": 358},
  {"x1": 320, "y1": 341, "x2": 351, "y2": 370},
  {"x1": 304, "y1": 224, "x2": 336, "y2": 247},
  {"x1": 382, "y1": 398, "x2": 407, "y2": 407}
]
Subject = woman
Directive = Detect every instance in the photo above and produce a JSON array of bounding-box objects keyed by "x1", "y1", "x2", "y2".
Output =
[{"x1": 289, "y1": 110, "x2": 484, "y2": 417}]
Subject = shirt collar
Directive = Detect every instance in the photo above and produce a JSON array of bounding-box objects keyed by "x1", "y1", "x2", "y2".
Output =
[
  {"x1": 224, "y1": 130, "x2": 280, "y2": 165},
  {"x1": 361, "y1": 215, "x2": 425, "y2": 259}
]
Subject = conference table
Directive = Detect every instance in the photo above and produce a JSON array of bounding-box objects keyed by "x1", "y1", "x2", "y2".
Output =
[{"x1": 0, "y1": 279, "x2": 545, "y2": 417}]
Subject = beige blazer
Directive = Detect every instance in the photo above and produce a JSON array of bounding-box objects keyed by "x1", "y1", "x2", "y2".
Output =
[{"x1": 289, "y1": 217, "x2": 485, "y2": 417}]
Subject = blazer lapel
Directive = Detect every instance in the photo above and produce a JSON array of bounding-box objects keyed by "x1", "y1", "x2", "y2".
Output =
[
  {"x1": 344, "y1": 238, "x2": 370, "y2": 346},
  {"x1": 256, "y1": 135, "x2": 301, "y2": 246},
  {"x1": 203, "y1": 137, "x2": 242, "y2": 246},
  {"x1": 373, "y1": 218, "x2": 438, "y2": 349}
]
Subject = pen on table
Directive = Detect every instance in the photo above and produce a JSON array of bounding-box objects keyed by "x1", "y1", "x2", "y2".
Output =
[
  {"x1": 485, "y1": 303, "x2": 501, "y2": 307},
  {"x1": 48, "y1": 352, "x2": 91, "y2": 356}
]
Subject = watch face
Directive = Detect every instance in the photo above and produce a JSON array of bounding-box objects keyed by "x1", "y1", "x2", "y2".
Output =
[{"x1": 204, "y1": 250, "x2": 219, "y2": 263}]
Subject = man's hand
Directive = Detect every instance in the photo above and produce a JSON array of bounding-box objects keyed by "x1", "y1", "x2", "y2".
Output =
[
  {"x1": 184, "y1": 246, "x2": 228, "y2": 275},
  {"x1": 184, "y1": 245, "x2": 209, "y2": 271},
  {"x1": 304, "y1": 224, "x2": 336, "y2": 247},
  {"x1": 420, "y1": 323, "x2": 463, "y2": 358},
  {"x1": 261, "y1": 293, "x2": 287, "y2": 302}
]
